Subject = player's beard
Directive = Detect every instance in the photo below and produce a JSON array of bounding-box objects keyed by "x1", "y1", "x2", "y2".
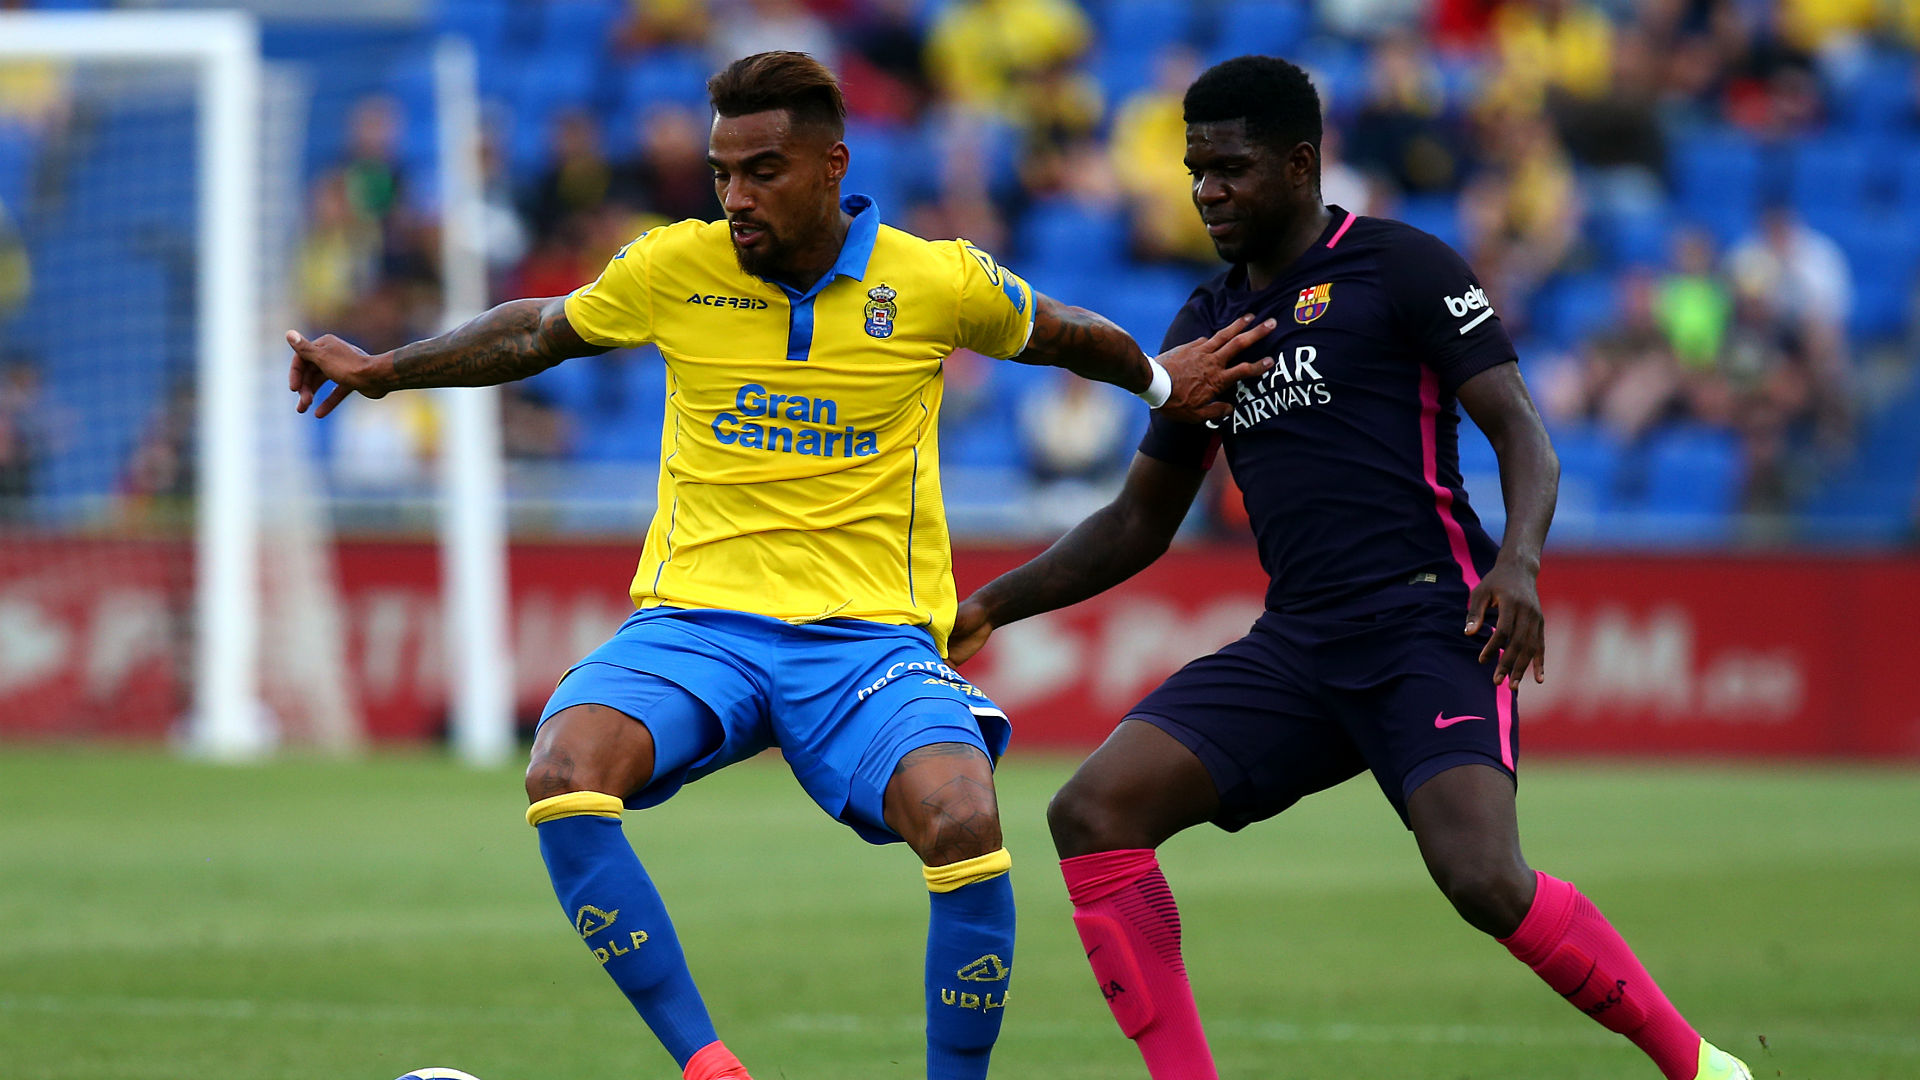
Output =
[{"x1": 730, "y1": 222, "x2": 783, "y2": 278}]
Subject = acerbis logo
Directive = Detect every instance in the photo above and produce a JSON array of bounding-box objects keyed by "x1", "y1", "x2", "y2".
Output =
[
  {"x1": 685, "y1": 292, "x2": 770, "y2": 309},
  {"x1": 1443, "y1": 285, "x2": 1491, "y2": 318}
]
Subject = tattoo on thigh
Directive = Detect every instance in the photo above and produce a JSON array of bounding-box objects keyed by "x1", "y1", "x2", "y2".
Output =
[{"x1": 532, "y1": 750, "x2": 576, "y2": 798}]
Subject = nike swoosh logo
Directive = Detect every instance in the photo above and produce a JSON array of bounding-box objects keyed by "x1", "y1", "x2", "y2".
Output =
[
  {"x1": 1085, "y1": 945, "x2": 1102, "y2": 959},
  {"x1": 1434, "y1": 712, "x2": 1486, "y2": 729}
]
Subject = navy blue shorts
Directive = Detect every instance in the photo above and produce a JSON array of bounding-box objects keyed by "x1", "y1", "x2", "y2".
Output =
[
  {"x1": 1129, "y1": 598, "x2": 1517, "y2": 830},
  {"x1": 540, "y1": 607, "x2": 1011, "y2": 845}
]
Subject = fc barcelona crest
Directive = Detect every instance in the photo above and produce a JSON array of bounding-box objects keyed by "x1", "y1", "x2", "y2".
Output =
[
  {"x1": 864, "y1": 283, "x2": 899, "y2": 339},
  {"x1": 1294, "y1": 283, "x2": 1332, "y2": 324}
]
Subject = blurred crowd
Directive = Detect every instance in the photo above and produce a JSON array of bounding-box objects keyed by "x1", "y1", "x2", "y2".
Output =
[{"x1": 5, "y1": 0, "x2": 1919, "y2": 537}]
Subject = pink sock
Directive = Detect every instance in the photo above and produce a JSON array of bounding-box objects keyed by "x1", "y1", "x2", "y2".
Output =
[
  {"x1": 1501, "y1": 871, "x2": 1702, "y2": 1080},
  {"x1": 1061, "y1": 850, "x2": 1218, "y2": 1080}
]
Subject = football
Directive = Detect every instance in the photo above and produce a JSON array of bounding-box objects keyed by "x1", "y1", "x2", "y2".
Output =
[{"x1": 395, "y1": 1070, "x2": 483, "y2": 1080}]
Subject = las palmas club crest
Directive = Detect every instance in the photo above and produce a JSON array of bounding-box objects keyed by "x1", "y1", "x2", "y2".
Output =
[
  {"x1": 1294, "y1": 282, "x2": 1332, "y2": 323},
  {"x1": 865, "y1": 283, "x2": 898, "y2": 338}
]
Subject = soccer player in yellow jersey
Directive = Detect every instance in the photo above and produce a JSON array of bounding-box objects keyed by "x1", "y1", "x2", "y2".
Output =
[{"x1": 288, "y1": 51, "x2": 1271, "y2": 1080}]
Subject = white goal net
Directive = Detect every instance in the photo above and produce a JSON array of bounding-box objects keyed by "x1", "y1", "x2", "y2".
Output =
[{"x1": 0, "y1": 11, "x2": 360, "y2": 756}]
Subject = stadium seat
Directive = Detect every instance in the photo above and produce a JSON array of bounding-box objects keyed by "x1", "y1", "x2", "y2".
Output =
[
  {"x1": 434, "y1": 0, "x2": 513, "y2": 55},
  {"x1": 540, "y1": 0, "x2": 622, "y2": 51},
  {"x1": 1641, "y1": 424, "x2": 1741, "y2": 516},
  {"x1": 1016, "y1": 200, "x2": 1129, "y2": 275},
  {"x1": 1831, "y1": 213, "x2": 1918, "y2": 339},
  {"x1": 1592, "y1": 204, "x2": 1675, "y2": 269},
  {"x1": 842, "y1": 122, "x2": 907, "y2": 215},
  {"x1": 1100, "y1": 0, "x2": 1196, "y2": 55},
  {"x1": 0, "y1": 126, "x2": 35, "y2": 213},
  {"x1": 1393, "y1": 194, "x2": 1463, "y2": 251},
  {"x1": 1206, "y1": 1, "x2": 1311, "y2": 66},
  {"x1": 1670, "y1": 129, "x2": 1765, "y2": 244},
  {"x1": 1537, "y1": 273, "x2": 1617, "y2": 347},
  {"x1": 1545, "y1": 422, "x2": 1624, "y2": 516},
  {"x1": 616, "y1": 48, "x2": 712, "y2": 114},
  {"x1": 1786, "y1": 135, "x2": 1887, "y2": 228},
  {"x1": 1831, "y1": 49, "x2": 1916, "y2": 133}
]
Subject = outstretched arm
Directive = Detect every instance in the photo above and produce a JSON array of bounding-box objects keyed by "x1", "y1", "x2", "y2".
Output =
[
  {"x1": 947, "y1": 452, "x2": 1206, "y2": 664},
  {"x1": 1017, "y1": 294, "x2": 1276, "y2": 424},
  {"x1": 288, "y1": 295, "x2": 610, "y2": 418},
  {"x1": 1456, "y1": 361, "x2": 1559, "y2": 685}
]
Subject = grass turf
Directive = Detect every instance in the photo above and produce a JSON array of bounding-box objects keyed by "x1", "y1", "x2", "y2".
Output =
[{"x1": 0, "y1": 750, "x2": 1915, "y2": 1079}]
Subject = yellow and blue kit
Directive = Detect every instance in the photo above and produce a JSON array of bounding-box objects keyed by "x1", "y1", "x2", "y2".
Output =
[{"x1": 544, "y1": 194, "x2": 1031, "y2": 838}]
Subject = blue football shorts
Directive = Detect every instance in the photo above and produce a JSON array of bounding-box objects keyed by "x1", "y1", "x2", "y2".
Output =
[{"x1": 539, "y1": 606, "x2": 1011, "y2": 845}]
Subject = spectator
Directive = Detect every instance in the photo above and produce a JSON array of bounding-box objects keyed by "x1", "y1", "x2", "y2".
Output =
[
  {"x1": 1656, "y1": 227, "x2": 1731, "y2": 372},
  {"x1": 477, "y1": 128, "x2": 532, "y2": 301},
  {"x1": 0, "y1": 358, "x2": 47, "y2": 517},
  {"x1": 709, "y1": 0, "x2": 838, "y2": 69},
  {"x1": 1319, "y1": 128, "x2": 1385, "y2": 220},
  {"x1": 295, "y1": 172, "x2": 379, "y2": 328},
  {"x1": 527, "y1": 110, "x2": 615, "y2": 242},
  {"x1": 1546, "y1": 270, "x2": 1687, "y2": 443},
  {"x1": 1017, "y1": 371, "x2": 1130, "y2": 484},
  {"x1": 615, "y1": 0, "x2": 710, "y2": 52},
  {"x1": 1347, "y1": 30, "x2": 1466, "y2": 197},
  {"x1": 502, "y1": 382, "x2": 575, "y2": 461},
  {"x1": 611, "y1": 104, "x2": 719, "y2": 226},
  {"x1": 839, "y1": 0, "x2": 933, "y2": 124},
  {"x1": 0, "y1": 197, "x2": 28, "y2": 324},
  {"x1": 924, "y1": 0, "x2": 1091, "y2": 119},
  {"x1": 1727, "y1": 206, "x2": 1853, "y2": 449},
  {"x1": 1108, "y1": 45, "x2": 1214, "y2": 264},
  {"x1": 1696, "y1": 284, "x2": 1817, "y2": 512},
  {"x1": 121, "y1": 380, "x2": 196, "y2": 523},
  {"x1": 1459, "y1": 106, "x2": 1582, "y2": 327},
  {"x1": 1488, "y1": 0, "x2": 1616, "y2": 110},
  {"x1": 339, "y1": 95, "x2": 407, "y2": 228},
  {"x1": 1550, "y1": 23, "x2": 1666, "y2": 214}
]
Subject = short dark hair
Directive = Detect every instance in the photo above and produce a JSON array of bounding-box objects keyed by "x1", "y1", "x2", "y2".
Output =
[
  {"x1": 1183, "y1": 55, "x2": 1322, "y2": 156},
  {"x1": 707, "y1": 51, "x2": 846, "y2": 140}
]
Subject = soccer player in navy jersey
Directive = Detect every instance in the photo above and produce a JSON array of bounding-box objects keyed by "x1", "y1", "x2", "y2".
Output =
[{"x1": 949, "y1": 56, "x2": 1752, "y2": 1080}]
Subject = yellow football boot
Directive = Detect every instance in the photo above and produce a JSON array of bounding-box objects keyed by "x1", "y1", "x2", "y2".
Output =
[{"x1": 1695, "y1": 1040, "x2": 1753, "y2": 1080}]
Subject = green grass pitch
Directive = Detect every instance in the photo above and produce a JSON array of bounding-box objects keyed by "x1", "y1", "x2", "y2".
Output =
[{"x1": 2, "y1": 750, "x2": 1916, "y2": 1079}]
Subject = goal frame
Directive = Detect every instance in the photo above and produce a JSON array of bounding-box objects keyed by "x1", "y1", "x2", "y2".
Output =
[{"x1": 0, "y1": 11, "x2": 265, "y2": 757}]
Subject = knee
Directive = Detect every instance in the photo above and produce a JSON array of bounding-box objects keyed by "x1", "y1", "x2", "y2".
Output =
[
  {"x1": 1434, "y1": 859, "x2": 1536, "y2": 938},
  {"x1": 900, "y1": 801, "x2": 1004, "y2": 867},
  {"x1": 1046, "y1": 780, "x2": 1140, "y2": 859}
]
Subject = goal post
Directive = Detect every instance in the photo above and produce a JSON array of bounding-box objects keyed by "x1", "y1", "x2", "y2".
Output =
[{"x1": 0, "y1": 10, "x2": 268, "y2": 758}]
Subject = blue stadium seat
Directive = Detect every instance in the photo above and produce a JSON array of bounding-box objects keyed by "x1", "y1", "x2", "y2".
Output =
[
  {"x1": 541, "y1": 0, "x2": 622, "y2": 51},
  {"x1": 1101, "y1": 0, "x2": 1196, "y2": 54},
  {"x1": 1207, "y1": 1, "x2": 1311, "y2": 66},
  {"x1": 941, "y1": 395, "x2": 1024, "y2": 469},
  {"x1": 1393, "y1": 194, "x2": 1462, "y2": 251},
  {"x1": 1592, "y1": 204, "x2": 1675, "y2": 269},
  {"x1": 1831, "y1": 213, "x2": 1918, "y2": 339},
  {"x1": 1016, "y1": 200, "x2": 1129, "y2": 275},
  {"x1": 1670, "y1": 130, "x2": 1764, "y2": 244},
  {"x1": 1641, "y1": 424, "x2": 1741, "y2": 517},
  {"x1": 1101, "y1": 269, "x2": 1198, "y2": 349},
  {"x1": 1786, "y1": 135, "x2": 1886, "y2": 227},
  {"x1": 1831, "y1": 50, "x2": 1915, "y2": 133},
  {"x1": 1537, "y1": 273, "x2": 1616, "y2": 347},
  {"x1": 1542, "y1": 422, "x2": 1623, "y2": 520},
  {"x1": 435, "y1": 0, "x2": 513, "y2": 54},
  {"x1": 843, "y1": 122, "x2": 907, "y2": 215},
  {"x1": 0, "y1": 126, "x2": 34, "y2": 213},
  {"x1": 616, "y1": 48, "x2": 711, "y2": 114}
]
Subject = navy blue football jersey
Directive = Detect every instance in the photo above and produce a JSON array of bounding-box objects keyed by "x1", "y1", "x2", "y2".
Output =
[{"x1": 1141, "y1": 208, "x2": 1517, "y2": 614}]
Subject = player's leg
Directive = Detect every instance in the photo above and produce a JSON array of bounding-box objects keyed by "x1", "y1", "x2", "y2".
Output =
[
  {"x1": 1048, "y1": 718, "x2": 1223, "y2": 1080},
  {"x1": 881, "y1": 728, "x2": 1015, "y2": 1080},
  {"x1": 1407, "y1": 763, "x2": 1750, "y2": 1079},
  {"x1": 525, "y1": 670, "x2": 755, "y2": 1080}
]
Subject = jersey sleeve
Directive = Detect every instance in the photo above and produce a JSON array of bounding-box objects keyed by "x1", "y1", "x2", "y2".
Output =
[
  {"x1": 1388, "y1": 229, "x2": 1519, "y2": 394},
  {"x1": 563, "y1": 231, "x2": 658, "y2": 348},
  {"x1": 952, "y1": 239, "x2": 1036, "y2": 360},
  {"x1": 1136, "y1": 294, "x2": 1221, "y2": 471}
]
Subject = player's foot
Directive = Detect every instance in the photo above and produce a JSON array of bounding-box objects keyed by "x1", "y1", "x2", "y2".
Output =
[
  {"x1": 1694, "y1": 1040, "x2": 1752, "y2": 1080},
  {"x1": 682, "y1": 1040, "x2": 752, "y2": 1080}
]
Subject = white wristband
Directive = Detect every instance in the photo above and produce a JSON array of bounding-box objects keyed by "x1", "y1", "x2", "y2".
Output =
[{"x1": 1137, "y1": 357, "x2": 1172, "y2": 409}]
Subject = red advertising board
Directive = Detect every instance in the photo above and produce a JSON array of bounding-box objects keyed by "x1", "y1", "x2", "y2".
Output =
[{"x1": 4, "y1": 539, "x2": 1918, "y2": 758}]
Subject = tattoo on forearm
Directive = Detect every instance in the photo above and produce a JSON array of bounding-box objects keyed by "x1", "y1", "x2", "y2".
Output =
[
  {"x1": 389, "y1": 298, "x2": 574, "y2": 390},
  {"x1": 1027, "y1": 303, "x2": 1146, "y2": 390}
]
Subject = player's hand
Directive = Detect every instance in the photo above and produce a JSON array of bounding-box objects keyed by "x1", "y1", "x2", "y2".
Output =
[
  {"x1": 287, "y1": 330, "x2": 390, "y2": 418},
  {"x1": 1465, "y1": 558, "x2": 1545, "y2": 686},
  {"x1": 1154, "y1": 314, "x2": 1277, "y2": 424},
  {"x1": 947, "y1": 596, "x2": 996, "y2": 666}
]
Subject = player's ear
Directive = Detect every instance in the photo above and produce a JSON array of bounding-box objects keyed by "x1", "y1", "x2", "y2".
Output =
[
  {"x1": 1288, "y1": 141, "x2": 1318, "y2": 190},
  {"x1": 825, "y1": 140, "x2": 849, "y2": 184}
]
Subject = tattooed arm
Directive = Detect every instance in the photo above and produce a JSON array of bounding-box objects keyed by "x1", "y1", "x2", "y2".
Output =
[
  {"x1": 1016, "y1": 294, "x2": 1277, "y2": 425},
  {"x1": 946, "y1": 451, "x2": 1206, "y2": 664},
  {"x1": 287, "y1": 295, "x2": 610, "y2": 418}
]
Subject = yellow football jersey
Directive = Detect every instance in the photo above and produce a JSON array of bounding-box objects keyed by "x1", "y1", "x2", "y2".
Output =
[{"x1": 563, "y1": 195, "x2": 1035, "y2": 653}]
